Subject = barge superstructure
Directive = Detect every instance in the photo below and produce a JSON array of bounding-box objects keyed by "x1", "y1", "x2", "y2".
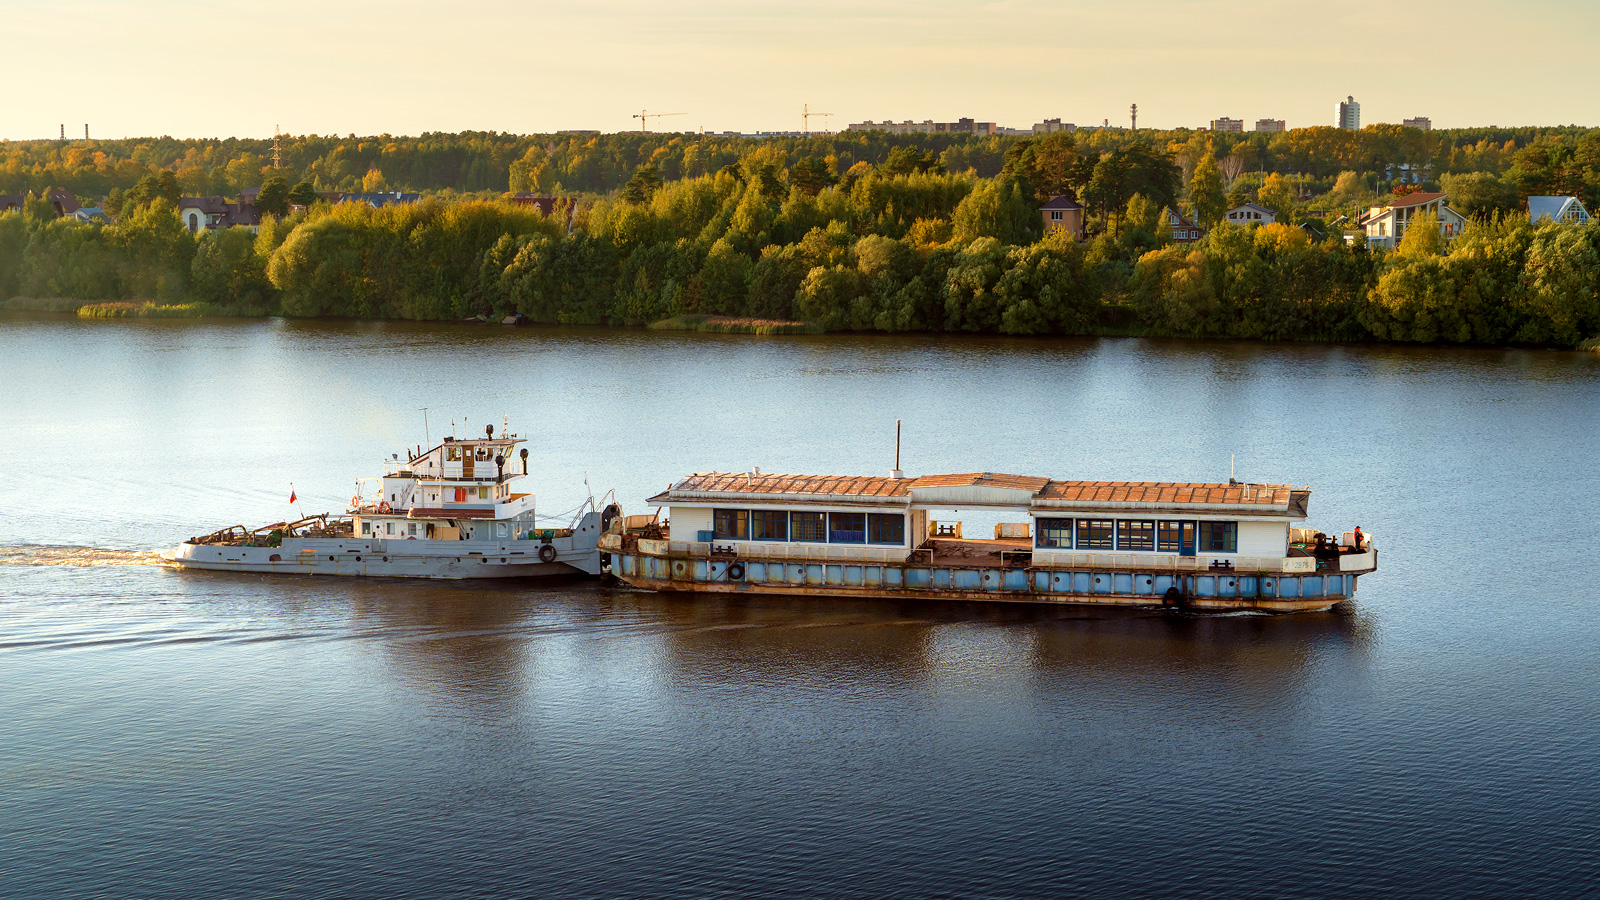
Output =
[
  {"x1": 165, "y1": 424, "x2": 618, "y2": 579},
  {"x1": 604, "y1": 471, "x2": 1375, "y2": 612}
]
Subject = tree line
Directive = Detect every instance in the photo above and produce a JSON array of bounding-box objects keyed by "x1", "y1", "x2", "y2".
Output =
[
  {"x1": 2, "y1": 137, "x2": 1596, "y2": 347},
  {"x1": 5, "y1": 124, "x2": 1600, "y2": 213}
]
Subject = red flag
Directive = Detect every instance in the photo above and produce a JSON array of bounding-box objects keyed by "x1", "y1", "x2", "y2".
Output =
[{"x1": 289, "y1": 490, "x2": 297, "y2": 504}]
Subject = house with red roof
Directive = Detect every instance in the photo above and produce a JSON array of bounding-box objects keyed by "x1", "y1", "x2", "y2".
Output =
[{"x1": 1357, "y1": 192, "x2": 1466, "y2": 249}]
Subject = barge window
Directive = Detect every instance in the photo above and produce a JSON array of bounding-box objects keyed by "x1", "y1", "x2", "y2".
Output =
[
  {"x1": 1075, "y1": 519, "x2": 1114, "y2": 549},
  {"x1": 791, "y1": 512, "x2": 826, "y2": 542},
  {"x1": 713, "y1": 509, "x2": 749, "y2": 540},
  {"x1": 751, "y1": 510, "x2": 788, "y2": 541},
  {"x1": 446, "y1": 446, "x2": 461, "y2": 461},
  {"x1": 1199, "y1": 521, "x2": 1238, "y2": 553},
  {"x1": 1157, "y1": 521, "x2": 1184, "y2": 552},
  {"x1": 829, "y1": 512, "x2": 866, "y2": 544},
  {"x1": 1036, "y1": 518, "x2": 1073, "y2": 548},
  {"x1": 868, "y1": 514, "x2": 905, "y2": 545},
  {"x1": 1117, "y1": 520, "x2": 1155, "y2": 551},
  {"x1": 361, "y1": 521, "x2": 370, "y2": 535}
]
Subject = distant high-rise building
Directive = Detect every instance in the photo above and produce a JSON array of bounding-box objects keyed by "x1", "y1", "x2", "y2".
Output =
[
  {"x1": 1033, "y1": 118, "x2": 1076, "y2": 134},
  {"x1": 1255, "y1": 118, "x2": 1286, "y2": 133},
  {"x1": 1337, "y1": 96, "x2": 1361, "y2": 130},
  {"x1": 1209, "y1": 117, "x2": 1244, "y2": 132},
  {"x1": 1403, "y1": 116, "x2": 1432, "y2": 130}
]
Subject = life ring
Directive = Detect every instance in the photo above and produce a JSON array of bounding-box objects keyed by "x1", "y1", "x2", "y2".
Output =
[
  {"x1": 351, "y1": 496, "x2": 360, "y2": 508},
  {"x1": 377, "y1": 501, "x2": 392, "y2": 514},
  {"x1": 727, "y1": 562, "x2": 745, "y2": 581},
  {"x1": 538, "y1": 544, "x2": 558, "y2": 563}
]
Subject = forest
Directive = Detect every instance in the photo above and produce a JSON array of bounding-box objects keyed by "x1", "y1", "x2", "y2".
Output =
[{"x1": 1, "y1": 125, "x2": 1598, "y2": 347}]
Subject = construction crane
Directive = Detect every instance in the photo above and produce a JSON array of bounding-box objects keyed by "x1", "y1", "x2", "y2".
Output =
[
  {"x1": 632, "y1": 110, "x2": 685, "y2": 133},
  {"x1": 802, "y1": 104, "x2": 833, "y2": 135}
]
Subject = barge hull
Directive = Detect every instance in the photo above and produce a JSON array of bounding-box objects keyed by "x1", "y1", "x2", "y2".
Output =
[
  {"x1": 612, "y1": 553, "x2": 1359, "y2": 613},
  {"x1": 165, "y1": 536, "x2": 601, "y2": 579}
]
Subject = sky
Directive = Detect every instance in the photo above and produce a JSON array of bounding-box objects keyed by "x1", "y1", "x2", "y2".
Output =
[{"x1": 4, "y1": 0, "x2": 1598, "y2": 140}]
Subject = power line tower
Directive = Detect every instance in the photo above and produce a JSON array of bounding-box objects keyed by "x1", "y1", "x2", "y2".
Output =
[
  {"x1": 632, "y1": 110, "x2": 685, "y2": 133},
  {"x1": 802, "y1": 104, "x2": 833, "y2": 135},
  {"x1": 272, "y1": 125, "x2": 284, "y2": 168}
]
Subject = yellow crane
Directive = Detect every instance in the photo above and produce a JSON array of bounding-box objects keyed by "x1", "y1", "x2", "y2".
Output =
[
  {"x1": 802, "y1": 104, "x2": 833, "y2": 135},
  {"x1": 632, "y1": 110, "x2": 686, "y2": 133}
]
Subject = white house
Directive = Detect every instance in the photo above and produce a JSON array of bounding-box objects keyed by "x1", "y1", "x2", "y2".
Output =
[
  {"x1": 1528, "y1": 196, "x2": 1591, "y2": 226},
  {"x1": 1224, "y1": 203, "x2": 1276, "y2": 227},
  {"x1": 1358, "y1": 192, "x2": 1467, "y2": 249}
]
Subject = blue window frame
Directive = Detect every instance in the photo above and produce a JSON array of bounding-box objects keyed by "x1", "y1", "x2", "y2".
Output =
[
  {"x1": 1198, "y1": 521, "x2": 1237, "y2": 553},
  {"x1": 790, "y1": 512, "x2": 826, "y2": 542},
  {"x1": 1117, "y1": 520, "x2": 1155, "y2": 551},
  {"x1": 829, "y1": 512, "x2": 866, "y2": 544},
  {"x1": 1076, "y1": 519, "x2": 1114, "y2": 549},
  {"x1": 1036, "y1": 517, "x2": 1073, "y2": 548},
  {"x1": 713, "y1": 509, "x2": 748, "y2": 540},
  {"x1": 867, "y1": 514, "x2": 905, "y2": 545},
  {"x1": 1157, "y1": 521, "x2": 1184, "y2": 552},
  {"x1": 751, "y1": 510, "x2": 787, "y2": 541}
]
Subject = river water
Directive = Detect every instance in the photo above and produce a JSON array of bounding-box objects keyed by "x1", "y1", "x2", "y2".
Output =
[{"x1": 3, "y1": 312, "x2": 1598, "y2": 898}]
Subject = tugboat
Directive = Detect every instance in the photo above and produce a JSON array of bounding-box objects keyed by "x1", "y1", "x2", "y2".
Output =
[
  {"x1": 165, "y1": 423, "x2": 619, "y2": 579},
  {"x1": 603, "y1": 470, "x2": 1375, "y2": 612}
]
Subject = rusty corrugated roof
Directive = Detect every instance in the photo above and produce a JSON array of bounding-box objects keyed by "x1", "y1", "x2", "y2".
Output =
[
  {"x1": 908, "y1": 472, "x2": 1052, "y2": 491},
  {"x1": 666, "y1": 473, "x2": 1292, "y2": 506},
  {"x1": 1036, "y1": 481, "x2": 1293, "y2": 505},
  {"x1": 671, "y1": 472, "x2": 913, "y2": 497}
]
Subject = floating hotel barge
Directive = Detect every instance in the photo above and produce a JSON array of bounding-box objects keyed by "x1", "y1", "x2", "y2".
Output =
[
  {"x1": 165, "y1": 425, "x2": 617, "y2": 579},
  {"x1": 603, "y1": 472, "x2": 1376, "y2": 612}
]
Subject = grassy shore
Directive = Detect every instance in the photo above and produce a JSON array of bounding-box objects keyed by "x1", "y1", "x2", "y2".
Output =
[
  {"x1": 76, "y1": 301, "x2": 213, "y2": 318},
  {"x1": 648, "y1": 314, "x2": 825, "y2": 335}
]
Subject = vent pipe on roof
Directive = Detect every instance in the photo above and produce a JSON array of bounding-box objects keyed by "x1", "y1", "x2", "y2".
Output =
[{"x1": 891, "y1": 420, "x2": 904, "y2": 479}]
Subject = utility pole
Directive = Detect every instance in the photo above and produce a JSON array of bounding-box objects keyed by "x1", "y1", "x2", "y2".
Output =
[
  {"x1": 632, "y1": 110, "x2": 685, "y2": 133},
  {"x1": 802, "y1": 104, "x2": 833, "y2": 135}
]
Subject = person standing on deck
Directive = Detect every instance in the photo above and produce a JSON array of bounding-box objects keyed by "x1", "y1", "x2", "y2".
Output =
[{"x1": 1353, "y1": 526, "x2": 1364, "y2": 550}]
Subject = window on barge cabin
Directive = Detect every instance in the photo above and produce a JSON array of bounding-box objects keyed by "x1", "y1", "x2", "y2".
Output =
[
  {"x1": 829, "y1": 512, "x2": 866, "y2": 544},
  {"x1": 790, "y1": 511, "x2": 826, "y2": 542},
  {"x1": 1157, "y1": 521, "x2": 1184, "y2": 552},
  {"x1": 751, "y1": 510, "x2": 788, "y2": 541},
  {"x1": 713, "y1": 509, "x2": 749, "y2": 540},
  {"x1": 1199, "y1": 521, "x2": 1238, "y2": 553},
  {"x1": 1075, "y1": 519, "x2": 1114, "y2": 549},
  {"x1": 446, "y1": 446, "x2": 461, "y2": 461},
  {"x1": 867, "y1": 514, "x2": 905, "y2": 545},
  {"x1": 1036, "y1": 518, "x2": 1073, "y2": 548},
  {"x1": 1117, "y1": 520, "x2": 1155, "y2": 551}
]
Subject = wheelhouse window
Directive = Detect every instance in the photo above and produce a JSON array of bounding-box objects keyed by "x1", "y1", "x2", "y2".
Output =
[
  {"x1": 1198, "y1": 521, "x2": 1238, "y2": 553},
  {"x1": 1076, "y1": 519, "x2": 1114, "y2": 549},
  {"x1": 791, "y1": 511, "x2": 826, "y2": 542},
  {"x1": 751, "y1": 510, "x2": 788, "y2": 541},
  {"x1": 867, "y1": 514, "x2": 905, "y2": 545},
  {"x1": 1036, "y1": 517, "x2": 1073, "y2": 548},
  {"x1": 828, "y1": 512, "x2": 866, "y2": 544},
  {"x1": 1117, "y1": 520, "x2": 1155, "y2": 551},
  {"x1": 1157, "y1": 521, "x2": 1184, "y2": 552},
  {"x1": 713, "y1": 509, "x2": 748, "y2": 540},
  {"x1": 446, "y1": 446, "x2": 461, "y2": 461}
]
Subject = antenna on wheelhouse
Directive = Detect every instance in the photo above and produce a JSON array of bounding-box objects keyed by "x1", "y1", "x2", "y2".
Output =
[
  {"x1": 420, "y1": 407, "x2": 430, "y2": 447},
  {"x1": 892, "y1": 419, "x2": 904, "y2": 479}
]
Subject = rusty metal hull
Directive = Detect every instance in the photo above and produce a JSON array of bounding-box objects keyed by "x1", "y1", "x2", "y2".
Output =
[{"x1": 610, "y1": 552, "x2": 1359, "y2": 613}]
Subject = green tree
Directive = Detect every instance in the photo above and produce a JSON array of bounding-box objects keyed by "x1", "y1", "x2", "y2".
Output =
[
  {"x1": 1189, "y1": 155, "x2": 1228, "y2": 228},
  {"x1": 1256, "y1": 173, "x2": 1297, "y2": 221},
  {"x1": 1396, "y1": 211, "x2": 1446, "y2": 257},
  {"x1": 622, "y1": 165, "x2": 663, "y2": 204},
  {"x1": 788, "y1": 156, "x2": 837, "y2": 196},
  {"x1": 950, "y1": 178, "x2": 1034, "y2": 245},
  {"x1": 257, "y1": 176, "x2": 291, "y2": 217},
  {"x1": 191, "y1": 227, "x2": 273, "y2": 310},
  {"x1": 287, "y1": 181, "x2": 320, "y2": 208}
]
